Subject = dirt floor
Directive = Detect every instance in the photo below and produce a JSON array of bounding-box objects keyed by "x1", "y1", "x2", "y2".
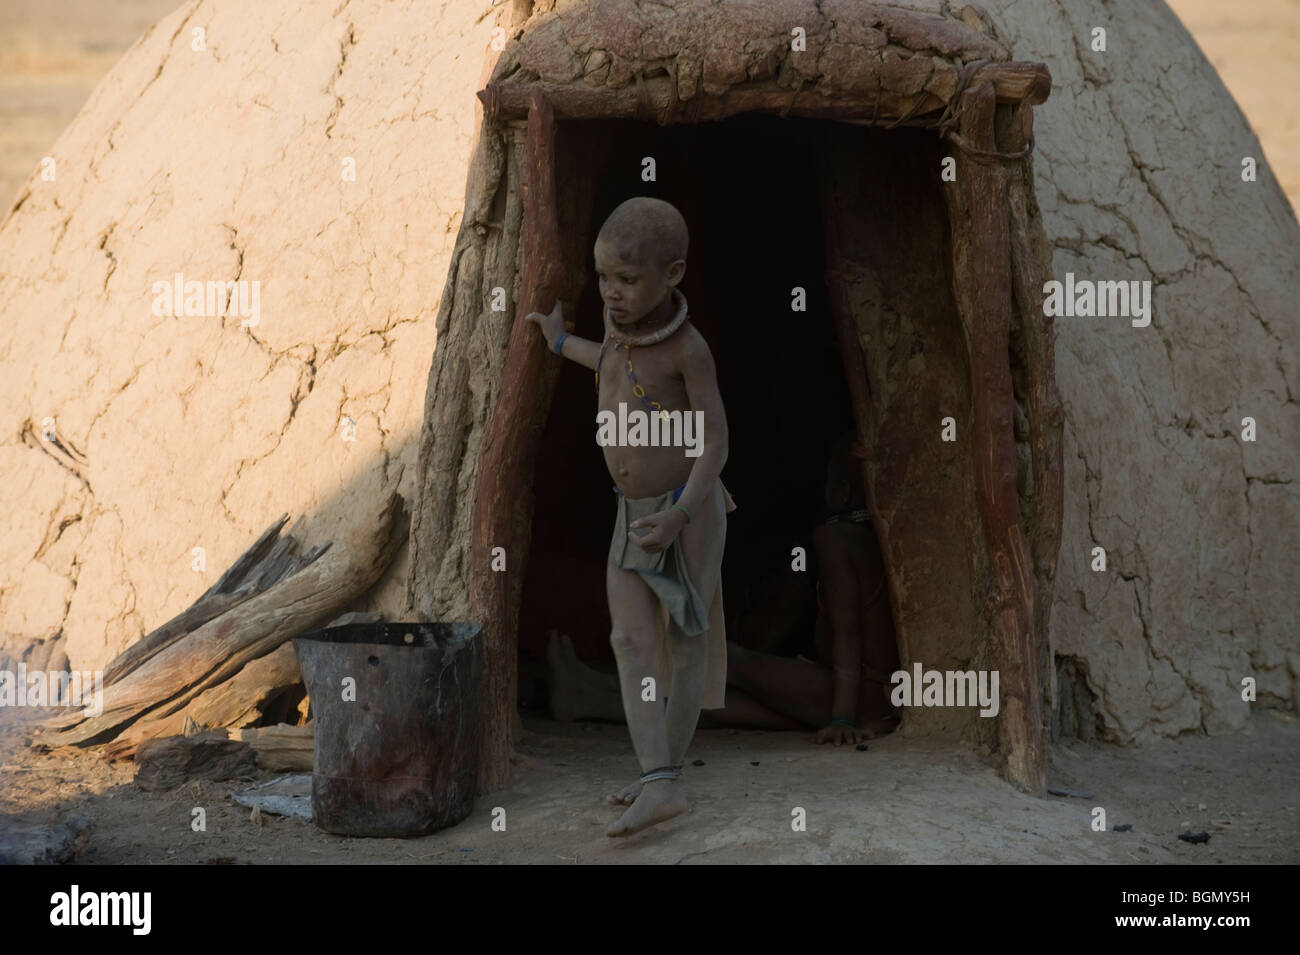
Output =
[{"x1": 2, "y1": 707, "x2": 1296, "y2": 864}]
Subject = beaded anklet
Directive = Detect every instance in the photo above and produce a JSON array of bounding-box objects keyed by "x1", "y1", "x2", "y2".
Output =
[{"x1": 639, "y1": 764, "x2": 683, "y2": 784}]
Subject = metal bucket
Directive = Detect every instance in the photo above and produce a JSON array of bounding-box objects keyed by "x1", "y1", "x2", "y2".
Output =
[{"x1": 293, "y1": 621, "x2": 483, "y2": 837}]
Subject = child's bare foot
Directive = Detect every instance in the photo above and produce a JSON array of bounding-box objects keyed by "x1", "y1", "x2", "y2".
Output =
[
  {"x1": 606, "y1": 779, "x2": 641, "y2": 806},
  {"x1": 606, "y1": 779, "x2": 687, "y2": 837}
]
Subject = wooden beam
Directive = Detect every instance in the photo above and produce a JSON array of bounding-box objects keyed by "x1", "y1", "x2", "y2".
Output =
[
  {"x1": 234, "y1": 723, "x2": 314, "y2": 772},
  {"x1": 1003, "y1": 101, "x2": 1065, "y2": 721},
  {"x1": 943, "y1": 82, "x2": 1045, "y2": 795},
  {"x1": 103, "y1": 514, "x2": 327, "y2": 686},
  {"x1": 97, "y1": 642, "x2": 303, "y2": 761},
  {"x1": 478, "y1": 62, "x2": 1050, "y2": 125},
  {"x1": 468, "y1": 88, "x2": 565, "y2": 793}
]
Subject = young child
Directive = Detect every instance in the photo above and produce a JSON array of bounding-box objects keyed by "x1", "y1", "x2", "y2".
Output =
[{"x1": 526, "y1": 196, "x2": 733, "y2": 837}]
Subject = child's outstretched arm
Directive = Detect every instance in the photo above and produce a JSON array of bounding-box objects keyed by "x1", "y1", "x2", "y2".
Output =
[{"x1": 525, "y1": 301, "x2": 600, "y2": 370}]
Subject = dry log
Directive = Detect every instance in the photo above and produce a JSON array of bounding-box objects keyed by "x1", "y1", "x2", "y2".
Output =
[
  {"x1": 104, "y1": 514, "x2": 330, "y2": 685},
  {"x1": 103, "y1": 584, "x2": 256, "y2": 686},
  {"x1": 36, "y1": 473, "x2": 407, "y2": 748},
  {"x1": 133, "y1": 732, "x2": 257, "y2": 791},
  {"x1": 942, "y1": 82, "x2": 1045, "y2": 794},
  {"x1": 233, "y1": 723, "x2": 314, "y2": 772},
  {"x1": 124, "y1": 723, "x2": 313, "y2": 775},
  {"x1": 98, "y1": 643, "x2": 302, "y2": 761}
]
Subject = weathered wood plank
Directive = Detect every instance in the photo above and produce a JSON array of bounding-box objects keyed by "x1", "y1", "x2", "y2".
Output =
[
  {"x1": 468, "y1": 89, "x2": 565, "y2": 792},
  {"x1": 943, "y1": 82, "x2": 1045, "y2": 795},
  {"x1": 37, "y1": 477, "x2": 407, "y2": 748},
  {"x1": 133, "y1": 732, "x2": 257, "y2": 791},
  {"x1": 1003, "y1": 101, "x2": 1065, "y2": 721},
  {"x1": 234, "y1": 723, "x2": 315, "y2": 772},
  {"x1": 103, "y1": 514, "x2": 290, "y2": 685},
  {"x1": 98, "y1": 642, "x2": 303, "y2": 761}
]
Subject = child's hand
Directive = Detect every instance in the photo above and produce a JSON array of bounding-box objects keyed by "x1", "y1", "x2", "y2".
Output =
[
  {"x1": 628, "y1": 508, "x2": 688, "y2": 554},
  {"x1": 525, "y1": 300, "x2": 566, "y2": 349}
]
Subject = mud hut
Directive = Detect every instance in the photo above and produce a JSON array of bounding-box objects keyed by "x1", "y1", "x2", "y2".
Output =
[
  {"x1": 401, "y1": 0, "x2": 1067, "y2": 794},
  {"x1": 1, "y1": 0, "x2": 1296, "y2": 798}
]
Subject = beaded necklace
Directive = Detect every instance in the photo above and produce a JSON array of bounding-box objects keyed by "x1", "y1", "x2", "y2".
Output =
[{"x1": 594, "y1": 289, "x2": 688, "y2": 418}]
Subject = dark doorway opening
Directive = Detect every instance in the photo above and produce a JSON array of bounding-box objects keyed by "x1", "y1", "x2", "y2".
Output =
[{"x1": 518, "y1": 114, "x2": 877, "y2": 707}]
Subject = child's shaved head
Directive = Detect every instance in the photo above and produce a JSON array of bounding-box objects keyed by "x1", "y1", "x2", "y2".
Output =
[{"x1": 597, "y1": 197, "x2": 688, "y2": 271}]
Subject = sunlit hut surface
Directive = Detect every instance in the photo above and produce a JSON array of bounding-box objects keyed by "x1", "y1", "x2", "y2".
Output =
[{"x1": 1, "y1": 1, "x2": 1295, "y2": 797}]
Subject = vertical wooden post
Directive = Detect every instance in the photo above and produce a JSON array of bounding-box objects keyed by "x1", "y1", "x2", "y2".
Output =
[
  {"x1": 944, "y1": 82, "x2": 1045, "y2": 794},
  {"x1": 468, "y1": 88, "x2": 564, "y2": 793},
  {"x1": 1003, "y1": 101, "x2": 1065, "y2": 724}
]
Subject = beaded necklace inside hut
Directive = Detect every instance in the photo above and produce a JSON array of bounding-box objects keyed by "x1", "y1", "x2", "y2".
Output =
[{"x1": 594, "y1": 288, "x2": 689, "y2": 418}]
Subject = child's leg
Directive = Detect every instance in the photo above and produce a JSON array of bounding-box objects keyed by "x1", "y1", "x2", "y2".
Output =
[
  {"x1": 605, "y1": 550, "x2": 688, "y2": 836},
  {"x1": 605, "y1": 558, "x2": 672, "y2": 775},
  {"x1": 663, "y1": 481, "x2": 727, "y2": 764}
]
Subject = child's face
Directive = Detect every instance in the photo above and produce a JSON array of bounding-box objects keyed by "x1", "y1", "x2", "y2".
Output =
[{"x1": 594, "y1": 236, "x2": 680, "y2": 326}]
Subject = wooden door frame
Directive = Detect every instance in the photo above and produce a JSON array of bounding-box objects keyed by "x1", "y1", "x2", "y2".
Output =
[{"x1": 468, "y1": 74, "x2": 1057, "y2": 795}]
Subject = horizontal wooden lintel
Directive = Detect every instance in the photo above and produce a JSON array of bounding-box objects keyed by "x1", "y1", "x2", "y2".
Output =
[{"x1": 478, "y1": 61, "x2": 1050, "y2": 126}]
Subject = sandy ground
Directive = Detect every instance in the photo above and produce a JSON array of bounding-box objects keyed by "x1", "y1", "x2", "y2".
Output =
[
  {"x1": 2, "y1": 1, "x2": 1299, "y2": 864},
  {"x1": 0, "y1": 0, "x2": 182, "y2": 207},
  {"x1": 2, "y1": 708, "x2": 1297, "y2": 864},
  {"x1": 1169, "y1": 0, "x2": 1300, "y2": 212}
]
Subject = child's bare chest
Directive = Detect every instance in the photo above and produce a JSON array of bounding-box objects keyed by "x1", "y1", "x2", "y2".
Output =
[{"x1": 596, "y1": 342, "x2": 690, "y2": 414}]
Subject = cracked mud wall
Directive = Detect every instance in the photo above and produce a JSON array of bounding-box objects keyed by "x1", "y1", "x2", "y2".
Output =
[
  {"x1": 0, "y1": 0, "x2": 514, "y2": 672},
  {"x1": 983, "y1": 0, "x2": 1300, "y2": 739}
]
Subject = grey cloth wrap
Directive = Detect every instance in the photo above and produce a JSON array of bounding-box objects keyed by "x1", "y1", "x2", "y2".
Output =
[{"x1": 612, "y1": 488, "x2": 708, "y2": 637}]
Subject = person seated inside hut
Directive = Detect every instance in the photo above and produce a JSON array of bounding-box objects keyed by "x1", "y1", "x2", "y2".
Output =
[
  {"x1": 549, "y1": 429, "x2": 902, "y2": 768},
  {"x1": 526, "y1": 196, "x2": 735, "y2": 837}
]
